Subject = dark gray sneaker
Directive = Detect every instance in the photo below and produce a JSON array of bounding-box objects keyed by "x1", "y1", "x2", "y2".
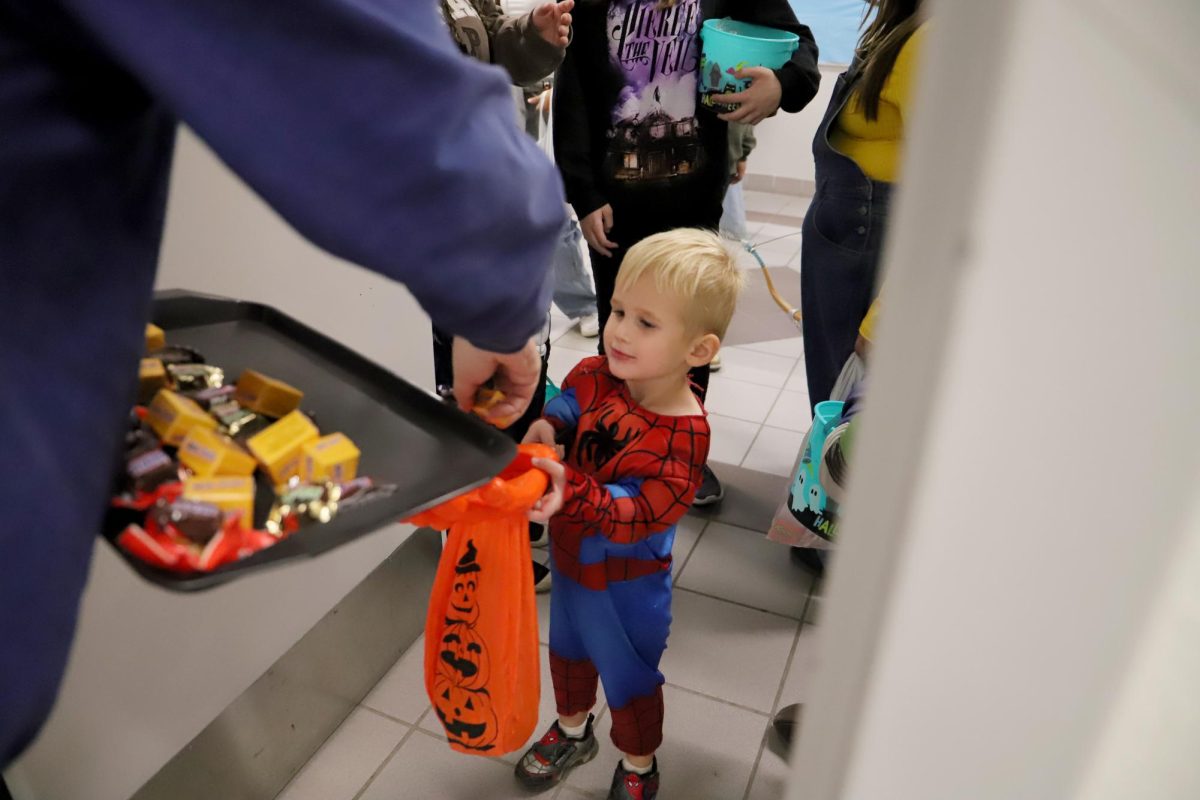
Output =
[
  {"x1": 691, "y1": 464, "x2": 724, "y2": 507},
  {"x1": 608, "y1": 758, "x2": 659, "y2": 800},
  {"x1": 515, "y1": 714, "x2": 599, "y2": 791}
]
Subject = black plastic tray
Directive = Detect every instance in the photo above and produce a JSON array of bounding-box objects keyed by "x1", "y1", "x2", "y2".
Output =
[{"x1": 103, "y1": 290, "x2": 514, "y2": 591}]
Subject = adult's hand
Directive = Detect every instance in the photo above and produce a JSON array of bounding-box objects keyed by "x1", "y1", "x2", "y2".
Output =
[
  {"x1": 713, "y1": 67, "x2": 783, "y2": 125},
  {"x1": 532, "y1": 1, "x2": 574, "y2": 48},
  {"x1": 452, "y1": 337, "x2": 541, "y2": 427},
  {"x1": 581, "y1": 203, "x2": 617, "y2": 257}
]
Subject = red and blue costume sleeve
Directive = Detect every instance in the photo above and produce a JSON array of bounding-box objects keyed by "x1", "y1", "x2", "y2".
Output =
[{"x1": 542, "y1": 356, "x2": 709, "y2": 550}]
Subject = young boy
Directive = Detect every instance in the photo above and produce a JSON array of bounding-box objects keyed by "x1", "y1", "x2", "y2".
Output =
[{"x1": 515, "y1": 229, "x2": 743, "y2": 800}]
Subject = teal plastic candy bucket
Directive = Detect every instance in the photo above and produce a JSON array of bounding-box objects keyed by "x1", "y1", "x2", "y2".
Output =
[{"x1": 699, "y1": 18, "x2": 800, "y2": 112}]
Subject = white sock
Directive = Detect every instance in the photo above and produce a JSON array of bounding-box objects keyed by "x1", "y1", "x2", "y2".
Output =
[
  {"x1": 622, "y1": 757, "x2": 654, "y2": 775},
  {"x1": 559, "y1": 719, "x2": 587, "y2": 739}
]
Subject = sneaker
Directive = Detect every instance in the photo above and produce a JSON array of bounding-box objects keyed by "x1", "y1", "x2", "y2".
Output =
[
  {"x1": 532, "y1": 559, "x2": 553, "y2": 594},
  {"x1": 708, "y1": 352, "x2": 722, "y2": 372},
  {"x1": 578, "y1": 313, "x2": 600, "y2": 338},
  {"x1": 607, "y1": 758, "x2": 660, "y2": 800},
  {"x1": 515, "y1": 715, "x2": 599, "y2": 791},
  {"x1": 691, "y1": 464, "x2": 724, "y2": 507}
]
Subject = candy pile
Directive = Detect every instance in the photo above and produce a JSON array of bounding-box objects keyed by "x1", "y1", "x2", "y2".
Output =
[{"x1": 114, "y1": 323, "x2": 393, "y2": 573}]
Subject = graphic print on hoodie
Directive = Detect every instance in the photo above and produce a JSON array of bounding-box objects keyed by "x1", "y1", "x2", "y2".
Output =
[{"x1": 603, "y1": 0, "x2": 705, "y2": 186}]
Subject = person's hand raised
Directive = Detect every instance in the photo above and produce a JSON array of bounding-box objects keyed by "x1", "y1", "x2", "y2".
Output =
[{"x1": 532, "y1": 1, "x2": 573, "y2": 48}]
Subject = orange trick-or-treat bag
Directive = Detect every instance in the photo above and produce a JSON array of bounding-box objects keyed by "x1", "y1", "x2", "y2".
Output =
[{"x1": 406, "y1": 444, "x2": 554, "y2": 755}]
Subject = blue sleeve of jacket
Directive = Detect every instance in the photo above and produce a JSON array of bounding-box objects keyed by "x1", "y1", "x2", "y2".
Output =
[{"x1": 62, "y1": 0, "x2": 565, "y2": 352}]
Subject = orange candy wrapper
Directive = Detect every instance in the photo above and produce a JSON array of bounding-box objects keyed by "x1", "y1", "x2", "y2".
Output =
[{"x1": 406, "y1": 444, "x2": 555, "y2": 756}]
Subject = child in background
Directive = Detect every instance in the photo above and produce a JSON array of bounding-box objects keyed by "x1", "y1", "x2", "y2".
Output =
[{"x1": 515, "y1": 230, "x2": 743, "y2": 800}]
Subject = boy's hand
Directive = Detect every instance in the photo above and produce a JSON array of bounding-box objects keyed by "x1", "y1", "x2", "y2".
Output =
[
  {"x1": 581, "y1": 204, "x2": 617, "y2": 257},
  {"x1": 713, "y1": 67, "x2": 783, "y2": 125},
  {"x1": 528, "y1": 457, "x2": 566, "y2": 524},
  {"x1": 522, "y1": 419, "x2": 557, "y2": 447},
  {"x1": 532, "y1": 1, "x2": 573, "y2": 48}
]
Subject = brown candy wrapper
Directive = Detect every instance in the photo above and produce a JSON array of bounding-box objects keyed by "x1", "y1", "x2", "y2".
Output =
[
  {"x1": 147, "y1": 345, "x2": 205, "y2": 366},
  {"x1": 126, "y1": 449, "x2": 179, "y2": 494},
  {"x1": 187, "y1": 384, "x2": 237, "y2": 409},
  {"x1": 151, "y1": 499, "x2": 224, "y2": 544}
]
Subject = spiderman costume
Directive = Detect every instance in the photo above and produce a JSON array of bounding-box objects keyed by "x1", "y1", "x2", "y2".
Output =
[{"x1": 541, "y1": 356, "x2": 709, "y2": 756}]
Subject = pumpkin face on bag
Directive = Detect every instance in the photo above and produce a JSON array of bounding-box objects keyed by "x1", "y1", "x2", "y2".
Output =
[
  {"x1": 439, "y1": 623, "x2": 490, "y2": 691},
  {"x1": 432, "y1": 674, "x2": 497, "y2": 752},
  {"x1": 447, "y1": 540, "x2": 482, "y2": 626}
]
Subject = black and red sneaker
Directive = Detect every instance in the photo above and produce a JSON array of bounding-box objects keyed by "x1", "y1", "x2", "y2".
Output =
[
  {"x1": 607, "y1": 758, "x2": 659, "y2": 800},
  {"x1": 514, "y1": 714, "x2": 599, "y2": 791}
]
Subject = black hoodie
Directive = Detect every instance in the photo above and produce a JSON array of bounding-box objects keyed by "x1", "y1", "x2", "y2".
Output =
[{"x1": 553, "y1": 0, "x2": 819, "y2": 226}]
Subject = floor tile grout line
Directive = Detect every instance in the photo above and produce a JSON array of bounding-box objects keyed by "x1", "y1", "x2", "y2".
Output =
[
  {"x1": 661, "y1": 679, "x2": 774, "y2": 719},
  {"x1": 758, "y1": 360, "x2": 800, "y2": 428},
  {"x1": 357, "y1": 704, "x2": 421, "y2": 729},
  {"x1": 672, "y1": 584, "x2": 806, "y2": 622},
  {"x1": 350, "y1": 707, "x2": 431, "y2": 800},
  {"x1": 741, "y1": 730, "x2": 774, "y2": 800},
  {"x1": 738, "y1": 420, "x2": 768, "y2": 469},
  {"x1": 770, "y1": 619, "x2": 807, "y2": 717},
  {"x1": 671, "y1": 518, "x2": 709, "y2": 583},
  {"x1": 742, "y1": 620, "x2": 804, "y2": 800}
]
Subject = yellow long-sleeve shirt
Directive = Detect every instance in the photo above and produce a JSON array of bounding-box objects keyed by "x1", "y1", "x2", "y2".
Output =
[
  {"x1": 835, "y1": 24, "x2": 927, "y2": 341},
  {"x1": 829, "y1": 24, "x2": 926, "y2": 184}
]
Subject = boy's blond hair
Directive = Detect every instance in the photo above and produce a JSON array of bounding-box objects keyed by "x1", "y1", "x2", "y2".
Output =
[{"x1": 615, "y1": 229, "x2": 745, "y2": 339}]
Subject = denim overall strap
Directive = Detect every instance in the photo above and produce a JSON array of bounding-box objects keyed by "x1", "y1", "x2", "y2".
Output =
[{"x1": 800, "y1": 68, "x2": 895, "y2": 407}]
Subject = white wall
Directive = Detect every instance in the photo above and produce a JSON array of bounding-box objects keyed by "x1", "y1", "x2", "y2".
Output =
[
  {"x1": 748, "y1": 64, "x2": 842, "y2": 185},
  {"x1": 154, "y1": 128, "x2": 434, "y2": 387},
  {"x1": 788, "y1": 0, "x2": 1200, "y2": 798}
]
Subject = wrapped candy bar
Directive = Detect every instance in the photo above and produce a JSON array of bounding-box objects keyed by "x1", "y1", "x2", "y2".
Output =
[
  {"x1": 138, "y1": 358, "x2": 169, "y2": 404},
  {"x1": 265, "y1": 477, "x2": 394, "y2": 535},
  {"x1": 183, "y1": 475, "x2": 255, "y2": 525},
  {"x1": 301, "y1": 433, "x2": 360, "y2": 483},
  {"x1": 179, "y1": 426, "x2": 257, "y2": 477},
  {"x1": 147, "y1": 389, "x2": 218, "y2": 446},
  {"x1": 150, "y1": 499, "x2": 224, "y2": 544},
  {"x1": 235, "y1": 369, "x2": 303, "y2": 418},
  {"x1": 167, "y1": 363, "x2": 225, "y2": 391},
  {"x1": 187, "y1": 385, "x2": 236, "y2": 410},
  {"x1": 118, "y1": 513, "x2": 281, "y2": 573},
  {"x1": 145, "y1": 323, "x2": 166, "y2": 353},
  {"x1": 125, "y1": 448, "x2": 179, "y2": 494},
  {"x1": 246, "y1": 410, "x2": 319, "y2": 485},
  {"x1": 147, "y1": 345, "x2": 205, "y2": 366}
]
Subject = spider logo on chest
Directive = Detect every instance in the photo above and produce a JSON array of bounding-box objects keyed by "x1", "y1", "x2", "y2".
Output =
[{"x1": 577, "y1": 409, "x2": 636, "y2": 470}]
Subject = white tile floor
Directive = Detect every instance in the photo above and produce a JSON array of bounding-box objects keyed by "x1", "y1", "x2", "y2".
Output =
[{"x1": 275, "y1": 191, "x2": 820, "y2": 800}]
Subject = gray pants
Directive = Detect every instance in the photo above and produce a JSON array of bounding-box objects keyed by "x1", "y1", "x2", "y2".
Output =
[{"x1": 552, "y1": 215, "x2": 597, "y2": 320}]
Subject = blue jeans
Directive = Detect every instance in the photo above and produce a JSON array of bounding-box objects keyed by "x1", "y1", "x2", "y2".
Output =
[
  {"x1": 720, "y1": 181, "x2": 748, "y2": 242},
  {"x1": 553, "y1": 216, "x2": 597, "y2": 320}
]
